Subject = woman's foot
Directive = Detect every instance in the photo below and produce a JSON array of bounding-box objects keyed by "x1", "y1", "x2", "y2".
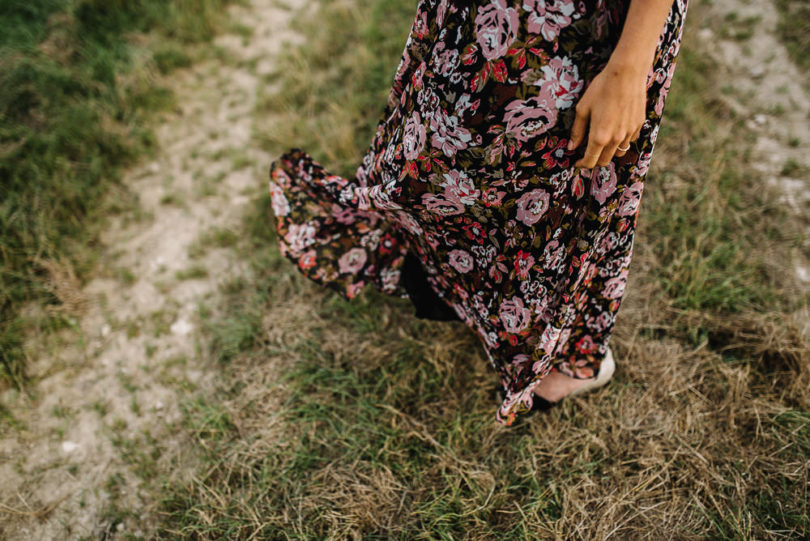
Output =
[
  {"x1": 533, "y1": 347, "x2": 616, "y2": 404},
  {"x1": 533, "y1": 370, "x2": 596, "y2": 402}
]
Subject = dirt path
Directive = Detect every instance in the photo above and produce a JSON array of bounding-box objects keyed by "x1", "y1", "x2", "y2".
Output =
[
  {"x1": 0, "y1": 1, "x2": 305, "y2": 538},
  {"x1": 1, "y1": 0, "x2": 808, "y2": 538},
  {"x1": 695, "y1": 0, "x2": 810, "y2": 334}
]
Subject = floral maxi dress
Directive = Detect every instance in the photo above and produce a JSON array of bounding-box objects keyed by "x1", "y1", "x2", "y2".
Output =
[{"x1": 268, "y1": 0, "x2": 690, "y2": 426}]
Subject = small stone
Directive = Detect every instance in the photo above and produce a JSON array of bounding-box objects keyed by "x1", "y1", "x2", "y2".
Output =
[
  {"x1": 170, "y1": 318, "x2": 193, "y2": 336},
  {"x1": 697, "y1": 28, "x2": 713, "y2": 42},
  {"x1": 62, "y1": 441, "x2": 79, "y2": 453},
  {"x1": 753, "y1": 114, "x2": 767, "y2": 126},
  {"x1": 150, "y1": 256, "x2": 167, "y2": 272}
]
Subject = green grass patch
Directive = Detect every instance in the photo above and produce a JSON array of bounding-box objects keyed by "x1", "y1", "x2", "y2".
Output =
[
  {"x1": 154, "y1": 0, "x2": 810, "y2": 537},
  {"x1": 775, "y1": 0, "x2": 810, "y2": 73},
  {"x1": 0, "y1": 0, "x2": 236, "y2": 386}
]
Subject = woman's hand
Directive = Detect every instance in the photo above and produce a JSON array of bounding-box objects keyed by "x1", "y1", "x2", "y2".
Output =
[{"x1": 567, "y1": 60, "x2": 649, "y2": 169}]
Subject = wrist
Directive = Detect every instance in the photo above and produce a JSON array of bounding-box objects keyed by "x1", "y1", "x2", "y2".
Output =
[{"x1": 605, "y1": 50, "x2": 654, "y2": 81}]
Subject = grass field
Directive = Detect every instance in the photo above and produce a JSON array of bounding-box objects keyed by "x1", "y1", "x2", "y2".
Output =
[
  {"x1": 0, "y1": 0, "x2": 235, "y2": 386},
  {"x1": 148, "y1": 0, "x2": 810, "y2": 538},
  {"x1": 775, "y1": 0, "x2": 810, "y2": 73}
]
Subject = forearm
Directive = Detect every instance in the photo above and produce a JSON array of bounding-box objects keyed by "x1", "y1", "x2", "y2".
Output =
[{"x1": 606, "y1": 0, "x2": 675, "y2": 79}]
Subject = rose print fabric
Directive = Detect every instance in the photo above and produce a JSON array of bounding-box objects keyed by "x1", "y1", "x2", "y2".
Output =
[{"x1": 269, "y1": 0, "x2": 689, "y2": 426}]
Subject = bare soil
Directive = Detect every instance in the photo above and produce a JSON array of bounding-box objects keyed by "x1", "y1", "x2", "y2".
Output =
[
  {"x1": 0, "y1": 1, "x2": 306, "y2": 538},
  {"x1": 699, "y1": 0, "x2": 810, "y2": 334},
  {"x1": 0, "y1": 0, "x2": 807, "y2": 538}
]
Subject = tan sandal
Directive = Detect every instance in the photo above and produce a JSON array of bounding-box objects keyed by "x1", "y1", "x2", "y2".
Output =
[
  {"x1": 568, "y1": 345, "x2": 616, "y2": 398},
  {"x1": 529, "y1": 345, "x2": 617, "y2": 412},
  {"x1": 493, "y1": 346, "x2": 617, "y2": 414}
]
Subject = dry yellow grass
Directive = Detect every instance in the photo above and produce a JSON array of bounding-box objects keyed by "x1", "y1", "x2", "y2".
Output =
[{"x1": 152, "y1": 0, "x2": 810, "y2": 538}]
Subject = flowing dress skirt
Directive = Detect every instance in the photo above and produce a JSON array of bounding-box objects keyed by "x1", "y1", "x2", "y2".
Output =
[{"x1": 268, "y1": 0, "x2": 689, "y2": 426}]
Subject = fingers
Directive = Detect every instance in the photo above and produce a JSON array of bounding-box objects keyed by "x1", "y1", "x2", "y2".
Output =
[
  {"x1": 631, "y1": 122, "x2": 643, "y2": 142},
  {"x1": 597, "y1": 140, "x2": 621, "y2": 164},
  {"x1": 575, "y1": 113, "x2": 612, "y2": 168},
  {"x1": 567, "y1": 104, "x2": 589, "y2": 151},
  {"x1": 569, "y1": 100, "x2": 646, "y2": 168},
  {"x1": 576, "y1": 130, "x2": 606, "y2": 169},
  {"x1": 613, "y1": 135, "x2": 633, "y2": 158},
  {"x1": 575, "y1": 124, "x2": 642, "y2": 168}
]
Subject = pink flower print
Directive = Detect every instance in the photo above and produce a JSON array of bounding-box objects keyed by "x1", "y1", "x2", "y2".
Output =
[
  {"x1": 338, "y1": 247, "x2": 368, "y2": 274},
  {"x1": 417, "y1": 86, "x2": 441, "y2": 118},
  {"x1": 475, "y1": 0, "x2": 520, "y2": 61},
  {"x1": 582, "y1": 260, "x2": 599, "y2": 287},
  {"x1": 368, "y1": 184, "x2": 404, "y2": 211},
  {"x1": 499, "y1": 296, "x2": 531, "y2": 333},
  {"x1": 471, "y1": 293, "x2": 490, "y2": 319},
  {"x1": 617, "y1": 181, "x2": 644, "y2": 217},
  {"x1": 596, "y1": 311, "x2": 613, "y2": 331},
  {"x1": 510, "y1": 353, "x2": 531, "y2": 368},
  {"x1": 381, "y1": 268, "x2": 401, "y2": 293},
  {"x1": 633, "y1": 124, "x2": 655, "y2": 178},
  {"x1": 589, "y1": 164, "x2": 618, "y2": 205},
  {"x1": 481, "y1": 187, "x2": 506, "y2": 207},
  {"x1": 602, "y1": 276, "x2": 626, "y2": 299},
  {"x1": 269, "y1": 182, "x2": 290, "y2": 216},
  {"x1": 378, "y1": 233, "x2": 396, "y2": 255},
  {"x1": 523, "y1": 0, "x2": 579, "y2": 41},
  {"x1": 391, "y1": 210, "x2": 424, "y2": 235},
  {"x1": 462, "y1": 221, "x2": 488, "y2": 244},
  {"x1": 454, "y1": 93, "x2": 481, "y2": 119},
  {"x1": 391, "y1": 46, "x2": 411, "y2": 92},
  {"x1": 554, "y1": 328, "x2": 571, "y2": 356},
  {"x1": 413, "y1": 9, "x2": 430, "y2": 39},
  {"x1": 271, "y1": 168, "x2": 292, "y2": 189},
  {"x1": 432, "y1": 41, "x2": 460, "y2": 77},
  {"x1": 540, "y1": 137, "x2": 572, "y2": 171},
  {"x1": 453, "y1": 281, "x2": 469, "y2": 301},
  {"x1": 346, "y1": 281, "x2": 365, "y2": 299},
  {"x1": 284, "y1": 223, "x2": 316, "y2": 254},
  {"x1": 448, "y1": 249, "x2": 474, "y2": 273},
  {"x1": 540, "y1": 324, "x2": 562, "y2": 354},
  {"x1": 412, "y1": 61, "x2": 427, "y2": 92},
  {"x1": 441, "y1": 169, "x2": 480, "y2": 205},
  {"x1": 543, "y1": 238, "x2": 564, "y2": 271},
  {"x1": 575, "y1": 334, "x2": 598, "y2": 354},
  {"x1": 587, "y1": 311, "x2": 613, "y2": 333},
  {"x1": 503, "y1": 94, "x2": 558, "y2": 143},
  {"x1": 403, "y1": 111, "x2": 427, "y2": 160},
  {"x1": 422, "y1": 192, "x2": 466, "y2": 216},
  {"x1": 343, "y1": 186, "x2": 372, "y2": 211},
  {"x1": 538, "y1": 55, "x2": 584, "y2": 109},
  {"x1": 515, "y1": 188, "x2": 551, "y2": 226},
  {"x1": 598, "y1": 231, "x2": 618, "y2": 253},
  {"x1": 654, "y1": 61, "x2": 677, "y2": 116},
  {"x1": 430, "y1": 108, "x2": 472, "y2": 157},
  {"x1": 331, "y1": 203, "x2": 360, "y2": 225},
  {"x1": 298, "y1": 250, "x2": 317, "y2": 271},
  {"x1": 437, "y1": 0, "x2": 450, "y2": 26},
  {"x1": 573, "y1": 362, "x2": 595, "y2": 378},
  {"x1": 513, "y1": 250, "x2": 535, "y2": 279}
]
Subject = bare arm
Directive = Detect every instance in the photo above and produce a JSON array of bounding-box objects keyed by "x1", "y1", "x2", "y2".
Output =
[{"x1": 568, "y1": 0, "x2": 676, "y2": 169}]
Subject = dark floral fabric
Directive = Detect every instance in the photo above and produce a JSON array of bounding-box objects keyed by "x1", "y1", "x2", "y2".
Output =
[{"x1": 269, "y1": 0, "x2": 689, "y2": 426}]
